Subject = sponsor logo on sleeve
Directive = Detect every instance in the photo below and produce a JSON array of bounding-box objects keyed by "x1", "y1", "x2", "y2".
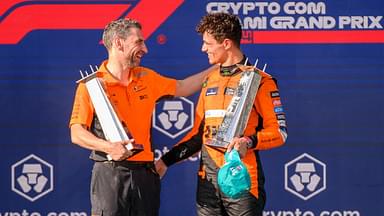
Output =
[
  {"x1": 276, "y1": 114, "x2": 286, "y2": 120},
  {"x1": 270, "y1": 91, "x2": 280, "y2": 98},
  {"x1": 274, "y1": 106, "x2": 284, "y2": 113},
  {"x1": 206, "y1": 87, "x2": 218, "y2": 96},
  {"x1": 272, "y1": 99, "x2": 282, "y2": 106}
]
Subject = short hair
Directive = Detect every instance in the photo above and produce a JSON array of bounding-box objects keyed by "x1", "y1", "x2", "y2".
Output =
[
  {"x1": 102, "y1": 18, "x2": 142, "y2": 50},
  {"x1": 196, "y1": 12, "x2": 242, "y2": 48}
]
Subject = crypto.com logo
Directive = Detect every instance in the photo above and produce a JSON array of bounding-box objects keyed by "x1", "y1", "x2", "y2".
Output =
[
  {"x1": 285, "y1": 153, "x2": 326, "y2": 200},
  {"x1": 153, "y1": 97, "x2": 194, "y2": 139},
  {"x1": 11, "y1": 154, "x2": 54, "y2": 202},
  {"x1": 0, "y1": 0, "x2": 184, "y2": 44}
]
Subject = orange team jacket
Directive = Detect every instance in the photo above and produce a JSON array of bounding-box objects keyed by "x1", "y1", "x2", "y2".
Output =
[
  {"x1": 69, "y1": 60, "x2": 177, "y2": 162},
  {"x1": 173, "y1": 66, "x2": 287, "y2": 198}
]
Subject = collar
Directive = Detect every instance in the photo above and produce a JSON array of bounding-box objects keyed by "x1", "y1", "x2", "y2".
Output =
[
  {"x1": 97, "y1": 60, "x2": 140, "y2": 86},
  {"x1": 220, "y1": 56, "x2": 250, "y2": 76}
]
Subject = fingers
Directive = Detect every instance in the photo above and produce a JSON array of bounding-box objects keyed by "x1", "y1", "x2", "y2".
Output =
[
  {"x1": 155, "y1": 159, "x2": 168, "y2": 179},
  {"x1": 227, "y1": 137, "x2": 248, "y2": 158},
  {"x1": 108, "y1": 140, "x2": 134, "y2": 161},
  {"x1": 226, "y1": 142, "x2": 234, "y2": 153},
  {"x1": 226, "y1": 137, "x2": 241, "y2": 153},
  {"x1": 121, "y1": 139, "x2": 135, "y2": 145}
]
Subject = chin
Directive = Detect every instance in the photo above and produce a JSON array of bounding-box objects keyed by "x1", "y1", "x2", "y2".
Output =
[
  {"x1": 208, "y1": 59, "x2": 216, "y2": 65},
  {"x1": 130, "y1": 60, "x2": 141, "y2": 67}
]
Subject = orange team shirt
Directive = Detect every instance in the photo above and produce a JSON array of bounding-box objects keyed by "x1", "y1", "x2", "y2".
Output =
[{"x1": 69, "y1": 60, "x2": 177, "y2": 161}]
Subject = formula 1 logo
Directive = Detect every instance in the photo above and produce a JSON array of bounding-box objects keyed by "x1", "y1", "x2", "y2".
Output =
[
  {"x1": 11, "y1": 154, "x2": 54, "y2": 202},
  {"x1": 0, "y1": 0, "x2": 184, "y2": 44},
  {"x1": 153, "y1": 97, "x2": 194, "y2": 139},
  {"x1": 284, "y1": 153, "x2": 326, "y2": 200}
]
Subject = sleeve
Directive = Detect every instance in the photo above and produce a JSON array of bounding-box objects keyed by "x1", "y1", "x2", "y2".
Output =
[
  {"x1": 150, "y1": 70, "x2": 177, "y2": 100},
  {"x1": 161, "y1": 86, "x2": 206, "y2": 167},
  {"x1": 251, "y1": 76, "x2": 288, "y2": 150},
  {"x1": 161, "y1": 122, "x2": 204, "y2": 167},
  {"x1": 69, "y1": 83, "x2": 94, "y2": 128}
]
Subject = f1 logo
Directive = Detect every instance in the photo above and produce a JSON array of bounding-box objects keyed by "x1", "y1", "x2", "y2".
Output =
[{"x1": 0, "y1": 0, "x2": 184, "y2": 44}]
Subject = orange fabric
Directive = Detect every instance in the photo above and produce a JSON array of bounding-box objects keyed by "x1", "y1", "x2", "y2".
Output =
[
  {"x1": 70, "y1": 60, "x2": 177, "y2": 161},
  {"x1": 180, "y1": 67, "x2": 286, "y2": 198}
]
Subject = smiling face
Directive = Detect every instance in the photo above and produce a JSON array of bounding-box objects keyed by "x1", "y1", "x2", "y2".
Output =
[
  {"x1": 120, "y1": 27, "x2": 148, "y2": 67},
  {"x1": 201, "y1": 31, "x2": 227, "y2": 65},
  {"x1": 102, "y1": 19, "x2": 148, "y2": 68}
]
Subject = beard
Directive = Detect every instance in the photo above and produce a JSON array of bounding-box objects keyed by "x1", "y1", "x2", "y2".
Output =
[{"x1": 126, "y1": 53, "x2": 140, "y2": 67}]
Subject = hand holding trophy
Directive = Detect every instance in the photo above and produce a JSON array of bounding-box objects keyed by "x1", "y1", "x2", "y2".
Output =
[
  {"x1": 207, "y1": 59, "x2": 267, "y2": 149},
  {"x1": 78, "y1": 65, "x2": 143, "y2": 160}
]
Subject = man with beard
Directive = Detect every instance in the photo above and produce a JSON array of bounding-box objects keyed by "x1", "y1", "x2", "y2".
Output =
[
  {"x1": 155, "y1": 13, "x2": 287, "y2": 216},
  {"x1": 69, "y1": 18, "x2": 215, "y2": 216}
]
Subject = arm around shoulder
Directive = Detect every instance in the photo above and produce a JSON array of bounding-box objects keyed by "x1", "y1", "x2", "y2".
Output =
[{"x1": 175, "y1": 64, "x2": 218, "y2": 97}]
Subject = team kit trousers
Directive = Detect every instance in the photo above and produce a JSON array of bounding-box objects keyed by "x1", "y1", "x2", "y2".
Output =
[
  {"x1": 196, "y1": 173, "x2": 265, "y2": 216},
  {"x1": 90, "y1": 161, "x2": 160, "y2": 216}
]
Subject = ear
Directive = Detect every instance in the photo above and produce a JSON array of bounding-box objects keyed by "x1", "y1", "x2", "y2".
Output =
[
  {"x1": 113, "y1": 37, "x2": 124, "y2": 52},
  {"x1": 222, "y1": 38, "x2": 232, "y2": 50}
]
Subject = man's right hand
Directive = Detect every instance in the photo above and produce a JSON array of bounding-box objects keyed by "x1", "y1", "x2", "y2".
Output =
[
  {"x1": 155, "y1": 159, "x2": 168, "y2": 179},
  {"x1": 107, "y1": 139, "x2": 134, "y2": 161}
]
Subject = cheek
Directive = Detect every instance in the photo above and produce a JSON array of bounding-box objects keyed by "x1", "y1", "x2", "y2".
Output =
[
  {"x1": 210, "y1": 47, "x2": 221, "y2": 57},
  {"x1": 126, "y1": 46, "x2": 138, "y2": 55}
]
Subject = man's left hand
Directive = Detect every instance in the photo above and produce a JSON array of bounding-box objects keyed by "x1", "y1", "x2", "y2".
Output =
[{"x1": 226, "y1": 137, "x2": 250, "y2": 158}]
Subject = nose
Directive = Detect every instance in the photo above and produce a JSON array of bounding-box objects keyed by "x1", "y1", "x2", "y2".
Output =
[
  {"x1": 142, "y1": 43, "x2": 148, "y2": 54},
  {"x1": 201, "y1": 43, "x2": 207, "y2": 52}
]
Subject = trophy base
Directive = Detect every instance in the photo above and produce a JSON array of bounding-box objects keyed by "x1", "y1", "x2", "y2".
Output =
[
  {"x1": 205, "y1": 138, "x2": 230, "y2": 149},
  {"x1": 126, "y1": 143, "x2": 144, "y2": 157}
]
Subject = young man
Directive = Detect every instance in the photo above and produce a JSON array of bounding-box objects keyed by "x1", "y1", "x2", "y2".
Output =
[
  {"x1": 156, "y1": 13, "x2": 288, "y2": 215},
  {"x1": 69, "y1": 18, "x2": 215, "y2": 216}
]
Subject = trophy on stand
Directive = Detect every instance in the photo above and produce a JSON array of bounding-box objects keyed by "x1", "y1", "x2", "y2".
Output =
[
  {"x1": 207, "y1": 59, "x2": 267, "y2": 148},
  {"x1": 77, "y1": 65, "x2": 143, "y2": 160}
]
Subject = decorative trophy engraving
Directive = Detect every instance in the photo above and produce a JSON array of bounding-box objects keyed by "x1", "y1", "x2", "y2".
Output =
[
  {"x1": 207, "y1": 60, "x2": 267, "y2": 148},
  {"x1": 77, "y1": 65, "x2": 143, "y2": 160}
]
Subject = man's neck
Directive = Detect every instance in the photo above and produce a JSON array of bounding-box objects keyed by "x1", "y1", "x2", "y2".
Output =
[
  {"x1": 221, "y1": 49, "x2": 244, "y2": 67},
  {"x1": 106, "y1": 58, "x2": 133, "y2": 86}
]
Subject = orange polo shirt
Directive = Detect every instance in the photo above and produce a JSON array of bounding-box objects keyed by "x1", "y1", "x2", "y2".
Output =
[{"x1": 70, "y1": 60, "x2": 177, "y2": 161}]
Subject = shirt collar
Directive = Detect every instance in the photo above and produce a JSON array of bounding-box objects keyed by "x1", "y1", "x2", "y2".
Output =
[{"x1": 97, "y1": 60, "x2": 140, "y2": 86}]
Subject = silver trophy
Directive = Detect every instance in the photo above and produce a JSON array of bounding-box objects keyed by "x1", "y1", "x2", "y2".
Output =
[
  {"x1": 77, "y1": 65, "x2": 143, "y2": 160},
  {"x1": 207, "y1": 60, "x2": 266, "y2": 148}
]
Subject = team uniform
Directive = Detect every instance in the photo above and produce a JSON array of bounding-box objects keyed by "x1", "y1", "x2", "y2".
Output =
[
  {"x1": 70, "y1": 60, "x2": 177, "y2": 215},
  {"x1": 162, "y1": 59, "x2": 287, "y2": 216}
]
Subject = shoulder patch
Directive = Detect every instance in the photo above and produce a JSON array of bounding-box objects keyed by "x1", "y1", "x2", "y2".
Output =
[
  {"x1": 202, "y1": 79, "x2": 208, "y2": 88},
  {"x1": 206, "y1": 87, "x2": 218, "y2": 96}
]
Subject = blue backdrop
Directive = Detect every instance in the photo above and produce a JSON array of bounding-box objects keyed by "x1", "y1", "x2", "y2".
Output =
[{"x1": 1, "y1": 0, "x2": 383, "y2": 215}]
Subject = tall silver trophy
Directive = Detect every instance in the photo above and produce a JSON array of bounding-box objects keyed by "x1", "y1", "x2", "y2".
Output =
[
  {"x1": 77, "y1": 65, "x2": 143, "y2": 160},
  {"x1": 207, "y1": 60, "x2": 266, "y2": 148}
]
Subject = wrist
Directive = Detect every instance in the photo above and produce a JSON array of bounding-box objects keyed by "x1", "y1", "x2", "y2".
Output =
[
  {"x1": 100, "y1": 139, "x2": 113, "y2": 154},
  {"x1": 242, "y1": 136, "x2": 253, "y2": 149}
]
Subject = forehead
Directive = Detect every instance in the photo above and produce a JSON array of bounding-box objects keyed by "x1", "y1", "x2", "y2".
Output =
[
  {"x1": 125, "y1": 27, "x2": 144, "y2": 41},
  {"x1": 203, "y1": 32, "x2": 219, "y2": 44}
]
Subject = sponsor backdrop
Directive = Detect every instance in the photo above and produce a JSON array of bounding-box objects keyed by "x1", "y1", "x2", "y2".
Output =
[{"x1": 1, "y1": 0, "x2": 383, "y2": 215}]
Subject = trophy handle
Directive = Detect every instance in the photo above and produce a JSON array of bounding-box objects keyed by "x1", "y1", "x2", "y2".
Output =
[
  {"x1": 207, "y1": 64, "x2": 263, "y2": 149},
  {"x1": 78, "y1": 66, "x2": 143, "y2": 160}
]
